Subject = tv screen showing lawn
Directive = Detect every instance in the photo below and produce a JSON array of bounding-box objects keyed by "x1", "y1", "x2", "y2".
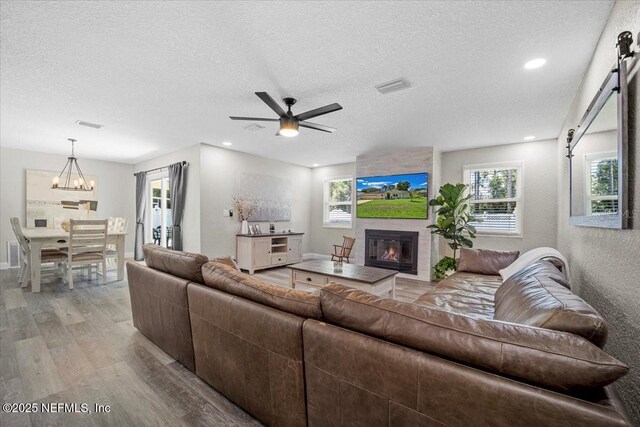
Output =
[{"x1": 356, "y1": 172, "x2": 429, "y2": 219}]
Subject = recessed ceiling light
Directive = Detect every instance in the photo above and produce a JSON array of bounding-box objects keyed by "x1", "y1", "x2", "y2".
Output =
[
  {"x1": 524, "y1": 58, "x2": 546, "y2": 70},
  {"x1": 312, "y1": 163, "x2": 319, "y2": 167},
  {"x1": 222, "y1": 141, "x2": 232, "y2": 146},
  {"x1": 523, "y1": 135, "x2": 536, "y2": 141}
]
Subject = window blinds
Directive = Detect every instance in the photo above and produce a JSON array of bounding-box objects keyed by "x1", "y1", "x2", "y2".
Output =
[{"x1": 463, "y1": 166, "x2": 520, "y2": 234}]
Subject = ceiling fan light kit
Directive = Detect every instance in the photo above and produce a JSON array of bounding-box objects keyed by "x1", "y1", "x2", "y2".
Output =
[
  {"x1": 279, "y1": 116, "x2": 299, "y2": 137},
  {"x1": 230, "y1": 92, "x2": 342, "y2": 137}
]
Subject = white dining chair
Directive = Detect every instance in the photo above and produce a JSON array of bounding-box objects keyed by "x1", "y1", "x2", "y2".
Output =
[
  {"x1": 10, "y1": 217, "x2": 67, "y2": 287},
  {"x1": 67, "y1": 219, "x2": 108, "y2": 289},
  {"x1": 106, "y1": 217, "x2": 127, "y2": 269}
]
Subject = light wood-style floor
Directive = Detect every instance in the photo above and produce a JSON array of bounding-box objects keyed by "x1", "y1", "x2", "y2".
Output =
[{"x1": 0, "y1": 262, "x2": 432, "y2": 426}]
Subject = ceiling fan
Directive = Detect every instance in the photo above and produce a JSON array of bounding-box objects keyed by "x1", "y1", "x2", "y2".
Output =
[{"x1": 230, "y1": 92, "x2": 342, "y2": 137}]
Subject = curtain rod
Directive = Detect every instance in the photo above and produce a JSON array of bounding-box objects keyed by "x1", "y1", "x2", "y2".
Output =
[{"x1": 134, "y1": 161, "x2": 188, "y2": 176}]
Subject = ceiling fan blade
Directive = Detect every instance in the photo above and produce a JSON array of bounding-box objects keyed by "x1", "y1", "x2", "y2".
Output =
[
  {"x1": 299, "y1": 121, "x2": 336, "y2": 133},
  {"x1": 295, "y1": 103, "x2": 342, "y2": 121},
  {"x1": 229, "y1": 116, "x2": 279, "y2": 121},
  {"x1": 255, "y1": 92, "x2": 286, "y2": 117}
]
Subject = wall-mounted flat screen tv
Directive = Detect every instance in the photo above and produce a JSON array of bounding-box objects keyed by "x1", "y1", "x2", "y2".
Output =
[{"x1": 356, "y1": 172, "x2": 429, "y2": 219}]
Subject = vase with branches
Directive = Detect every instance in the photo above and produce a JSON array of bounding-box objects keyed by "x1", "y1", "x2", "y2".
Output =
[
  {"x1": 427, "y1": 183, "x2": 478, "y2": 279},
  {"x1": 232, "y1": 196, "x2": 257, "y2": 234}
]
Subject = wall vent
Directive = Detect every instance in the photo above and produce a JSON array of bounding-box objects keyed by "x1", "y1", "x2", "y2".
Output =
[
  {"x1": 375, "y1": 78, "x2": 411, "y2": 95},
  {"x1": 6, "y1": 241, "x2": 21, "y2": 268},
  {"x1": 243, "y1": 123, "x2": 266, "y2": 132},
  {"x1": 76, "y1": 120, "x2": 103, "y2": 129}
]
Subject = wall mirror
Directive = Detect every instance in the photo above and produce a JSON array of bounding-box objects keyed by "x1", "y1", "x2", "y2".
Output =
[{"x1": 568, "y1": 33, "x2": 633, "y2": 229}]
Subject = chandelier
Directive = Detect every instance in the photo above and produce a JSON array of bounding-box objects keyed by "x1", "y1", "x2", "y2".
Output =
[{"x1": 51, "y1": 138, "x2": 94, "y2": 191}]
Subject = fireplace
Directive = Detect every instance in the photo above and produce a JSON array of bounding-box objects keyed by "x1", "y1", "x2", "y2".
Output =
[{"x1": 364, "y1": 229, "x2": 419, "y2": 275}]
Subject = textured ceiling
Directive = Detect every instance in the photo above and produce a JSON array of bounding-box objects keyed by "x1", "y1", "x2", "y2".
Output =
[{"x1": 0, "y1": 1, "x2": 614, "y2": 166}]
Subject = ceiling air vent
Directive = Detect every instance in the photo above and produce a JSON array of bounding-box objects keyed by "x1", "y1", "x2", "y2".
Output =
[
  {"x1": 375, "y1": 78, "x2": 410, "y2": 95},
  {"x1": 243, "y1": 123, "x2": 265, "y2": 132},
  {"x1": 76, "y1": 120, "x2": 103, "y2": 129}
]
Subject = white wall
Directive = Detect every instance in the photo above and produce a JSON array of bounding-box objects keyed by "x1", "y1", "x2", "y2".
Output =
[
  {"x1": 0, "y1": 147, "x2": 136, "y2": 264},
  {"x1": 133, "y1": 144, "x2": 201, "y2": 253},
  {"x1": 199, "y1": 144, "x2": 311, "y2": 258},
  {"x1": 556, "y1": 1, "x2": 640, "y2": 422},
  {"x1": 440, "y1": 139, "x2": 558, "y2": 254},
  {"x1": 309, "y1": 163, "x2": 357, "y2": 255}
]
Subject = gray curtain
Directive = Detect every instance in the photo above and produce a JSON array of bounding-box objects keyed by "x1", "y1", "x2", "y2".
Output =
[
  {"x1": 134, "y1": 172, "x2": 147, "y2": 260},
  {"x1": 168, "y1": 162, "x2": 186, "y2": 251}
]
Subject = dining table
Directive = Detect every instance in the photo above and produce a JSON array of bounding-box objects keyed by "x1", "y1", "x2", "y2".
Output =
[{"x1": 21, "y1": 228, "x2": 127, "y2": 293}]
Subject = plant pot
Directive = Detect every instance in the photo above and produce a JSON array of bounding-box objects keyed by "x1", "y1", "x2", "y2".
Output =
[{"x1": 241, "y1": 220, "x2": 249, "y2": 235}]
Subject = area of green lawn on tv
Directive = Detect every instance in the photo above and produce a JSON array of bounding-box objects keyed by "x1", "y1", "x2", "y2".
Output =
[{"x1": 357, "y1": 197, "x2": 428, "y2": 219}]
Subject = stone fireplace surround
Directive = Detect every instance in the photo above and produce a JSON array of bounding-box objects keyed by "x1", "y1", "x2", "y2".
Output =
[{"x1": 354, "y1": 147, "x2": 437, "y2": 281}]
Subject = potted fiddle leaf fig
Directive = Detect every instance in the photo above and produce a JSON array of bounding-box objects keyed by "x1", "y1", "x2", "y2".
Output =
[{"x1": 428, "y1": 183, "x2": 478, "y2": 279}]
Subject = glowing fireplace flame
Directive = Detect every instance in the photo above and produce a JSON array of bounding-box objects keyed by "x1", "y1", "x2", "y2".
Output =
[{"x1": 381, "y1": 244, "x2": 399, "y2": 261}]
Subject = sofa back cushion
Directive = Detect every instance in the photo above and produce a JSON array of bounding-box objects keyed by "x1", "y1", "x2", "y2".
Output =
[
  {"x1": 457, "y1": 248, "x2": 520, "y2": 275},
  {"x1": 188, "y1": 284, "x2": 308, "y2": 426},
  {"x1": 201, "y1": 261, "x2": 323, "y2": 319},
  {"x1": 494, "y1": 261, "x2": 607, "y2": 347},
  {"x1": 143, "y1": 244, "x2": 208, "y2": 283},
  {"x1": 210, "y1": 256, "x2": 241, "y2": 271},
  {"x1": 320, "y1": 284, "x2": 627, "y2": 391}
]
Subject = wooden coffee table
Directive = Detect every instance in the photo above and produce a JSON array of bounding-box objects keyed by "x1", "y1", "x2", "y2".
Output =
[{"x1": 289, "y1": 260, "x2": 397, "y2": 298}]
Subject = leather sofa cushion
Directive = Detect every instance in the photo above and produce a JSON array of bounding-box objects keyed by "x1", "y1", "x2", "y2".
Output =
[
  {"x1": 143, "y1": 244, "x2": 208, "y2": 283},
  {"x1": 202, "y1": 261, "x2": 323, "y2": 319},
  {"x1": 414, "y1": 272, "x2": 502, "y2": 319},
  {"x1": 210, "y1": 256, "x2": 241, "y2": 271},
  {"x1": 320, "y1": 283, "x2": 627, "y2": 391},
  {"x1": 494, "y1": 260, "x2": 607, "y2": 347},
  {"x1": 458, "y1": 248, "x2": 519, "y2": 275}
]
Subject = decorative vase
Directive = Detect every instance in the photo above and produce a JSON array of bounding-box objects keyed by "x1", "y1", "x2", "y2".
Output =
[{"x1": 241, "y1": 220, "x2": 249, "y2": 235}]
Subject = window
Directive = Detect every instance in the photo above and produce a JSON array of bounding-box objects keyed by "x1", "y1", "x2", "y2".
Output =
[
  {"x1": 323, "y1": 176, "x2": 353, "y2": 228},
  {"x1": 586, "y1": 152, "x2": 618, "y2": 215},
  {"x1": 463, "y1": 161, "x2": 523, "y2": 235},
  {"x1": 147, "y1": 172, "x2": 173, "y2": 248}
]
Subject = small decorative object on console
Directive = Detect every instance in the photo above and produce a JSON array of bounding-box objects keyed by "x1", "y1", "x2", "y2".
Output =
[
  {"x1": 333, "y1": 261, "x2": 343, "y2": 272},
  {"x1": 232, "y1": 195, "x2": 257, "y2": 235}
]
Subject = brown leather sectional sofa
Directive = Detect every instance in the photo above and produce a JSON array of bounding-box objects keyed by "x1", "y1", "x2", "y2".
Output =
[{"x1": 126, "y1": 244, "x2": 631, "y2": 426}]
